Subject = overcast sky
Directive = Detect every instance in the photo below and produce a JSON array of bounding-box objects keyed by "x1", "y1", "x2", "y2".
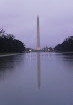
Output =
[{"x1": 0, "y1": 0, "x2": 73, "y2": 48}]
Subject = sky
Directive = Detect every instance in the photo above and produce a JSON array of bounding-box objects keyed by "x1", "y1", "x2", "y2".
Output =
[{"x1": 0, "y1": 0, "x2": 73, "y2": 48}]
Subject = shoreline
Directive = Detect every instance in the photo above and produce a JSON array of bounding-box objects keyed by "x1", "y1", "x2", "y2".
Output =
[
  {"x1": 0, "y1": 51, "x2": 73, "y2": 57},
  {"x1": 55, "y1": 51, "x2": 73, "y2": 54},
  {"x1": 0, "y1": 53, "x2": 24, "y2": 57}
]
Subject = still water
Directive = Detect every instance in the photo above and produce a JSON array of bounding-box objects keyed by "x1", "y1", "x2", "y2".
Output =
[{"x1": 0, "y1": 52, "x2": 73, "y2": 105}]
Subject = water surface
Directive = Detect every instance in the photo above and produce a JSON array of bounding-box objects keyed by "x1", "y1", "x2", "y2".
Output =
[{"x1": 0, "y1": 53, "x2": 73, "y2": 105}]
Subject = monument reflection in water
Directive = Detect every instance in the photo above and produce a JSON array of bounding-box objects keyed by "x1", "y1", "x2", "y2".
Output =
[{"x1": 37, "y1": 52, "x2": 40, "y2": 89}]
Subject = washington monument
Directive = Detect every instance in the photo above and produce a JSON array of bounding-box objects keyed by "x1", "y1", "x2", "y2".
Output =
[{"x1": 37, "y1": 16, "x2": 40, "y2": 50}]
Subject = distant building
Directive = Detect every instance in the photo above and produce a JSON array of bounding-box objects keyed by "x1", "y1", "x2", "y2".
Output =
[
  {"x1": 42, "y1": 47, "x2": 54, "y2": 52},
  {"x1": 25, "y1": 48, "x2": 33, "y2": 52}
]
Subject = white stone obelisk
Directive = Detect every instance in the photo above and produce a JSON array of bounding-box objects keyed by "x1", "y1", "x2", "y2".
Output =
[{"x1": 37, "y1": 16, "x2": 40, "y2": 50}]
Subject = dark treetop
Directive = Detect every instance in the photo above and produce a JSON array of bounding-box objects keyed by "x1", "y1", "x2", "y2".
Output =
[
  {"x1": 0, "y1": 29, "x2": 25, "y2": 53},
  {"x1": 55, "y1": 36, "x2": 73, "y2": 52}
]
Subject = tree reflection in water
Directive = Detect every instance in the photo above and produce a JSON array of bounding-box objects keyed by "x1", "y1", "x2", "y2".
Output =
[{"x1": 0, "y1": 54, "x2": 24, "y2": 81}]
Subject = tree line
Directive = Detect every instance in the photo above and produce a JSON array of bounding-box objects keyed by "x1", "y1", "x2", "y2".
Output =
[
  {"x1": 0, "y1": 29, "x2": 25, "y2": 53},
  {"x1": 55, "y1": 36, "x2": 73, "y2": 52}
]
